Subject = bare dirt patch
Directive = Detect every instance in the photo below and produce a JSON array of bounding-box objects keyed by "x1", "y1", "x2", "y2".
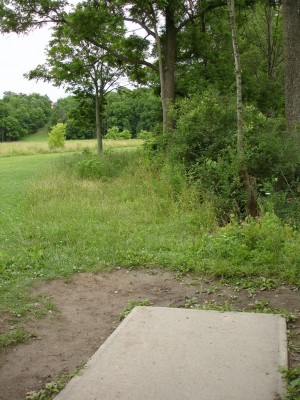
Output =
[{"x1": 0, "y1": 268, "x2": 299, "y2": 400}]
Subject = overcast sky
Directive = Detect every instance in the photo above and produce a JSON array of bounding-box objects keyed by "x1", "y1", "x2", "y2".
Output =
[{"x1": 0, "y1": 25, "x2": 69, "y2": 102}]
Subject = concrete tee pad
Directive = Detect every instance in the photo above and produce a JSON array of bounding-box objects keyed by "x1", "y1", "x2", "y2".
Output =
[{"x1": 54, "y1": 307, "x2": 287, "y2": 400}]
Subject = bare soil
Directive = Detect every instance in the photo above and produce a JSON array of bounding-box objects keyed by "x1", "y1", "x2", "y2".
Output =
[{"x1": 0, "y1": 268, "x2": 299, "y2": 400}]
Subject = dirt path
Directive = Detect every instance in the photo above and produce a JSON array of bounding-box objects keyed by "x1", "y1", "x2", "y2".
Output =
[{"x1": 0, "y1": 269, "x2": 299, "y2": 400}]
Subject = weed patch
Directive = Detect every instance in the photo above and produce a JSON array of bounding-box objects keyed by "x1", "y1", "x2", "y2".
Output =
[
  {"x1": 120, "y1": 299, "x2": 150, "y2": 320},
  {"x1": 26, "y1": 365, "x2": 83, "y2": 400},
  {"x1": 0, "y1": 327, "x2": 34, "y2": 349},
  {"x1": 280, "y1": 367, "x2": 300, "y2": 400}
]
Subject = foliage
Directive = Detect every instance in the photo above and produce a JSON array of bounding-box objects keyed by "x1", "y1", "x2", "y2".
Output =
[
  {"x1": 48, "y1": 123, "x2": 66, "y2": 149},
  {"x1": 137, "y1": 130, "x2": 155, "y2": 140},
  {"x1": 199, "y1": 213, "x2": 300, "y2": 283},
  {"x1": 49, "y1": 96, "x2": 94, "y2": 140},
  {"x1": 281, "y1": 367, "x2": 300, "y2": 400},
  {"x1": 0, "y1": 92, "x2": 51, "y2": 141},
  {"x1": 163, "y1": 89, "x2": 300, "y2": 220},
  {"x1": 105, "y1": 126, "x2": 131, "y2": 140},
  {"x1": 105, "y1": 88, "x2": 161, "y2": 137}
]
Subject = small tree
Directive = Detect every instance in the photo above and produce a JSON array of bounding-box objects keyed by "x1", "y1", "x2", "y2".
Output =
[{"x1": 48, "y1": 123, "x2": 66, "y2": 149}]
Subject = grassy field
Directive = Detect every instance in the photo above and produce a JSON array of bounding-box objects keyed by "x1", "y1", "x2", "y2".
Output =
[
  {"x1": 0, "y1": 137, "x2": 144, "y2": 157},
  {"x1": 21, "y1": 124, "x2": 49, "y2": 143},
  {"x1": 1, "y1": 142, "x2": 300, "y2": 319}
]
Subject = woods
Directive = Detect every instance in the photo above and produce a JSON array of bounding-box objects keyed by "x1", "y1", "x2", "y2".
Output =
[{"x1": 0, "y1": 92, "x2": 51, "y2": 141}]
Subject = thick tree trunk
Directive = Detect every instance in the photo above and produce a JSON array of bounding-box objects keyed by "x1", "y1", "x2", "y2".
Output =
[
  {"x1": 95, "y1": 87, "x2": 103, "y2": 155},
  {"x1": 162, "y1": 4, "x2": 176, "y2": 132},
  {"x1": 228, "y1": 0, "x2": 258, "y2": 217},
  {"x1": 282, "y1": 0, "x2": 300, "y2": 130}
]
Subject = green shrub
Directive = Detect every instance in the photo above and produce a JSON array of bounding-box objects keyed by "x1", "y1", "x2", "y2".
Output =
[
  {"x1": 105, "y1": 126, "x2": 120, "y2": 139},
  {"x1": 119, "y1": 129, "x2": 131, "y2": 139},
  {"x1": 68, "y1": 151, "x2": 134, "y2": 181},
  {"x1": 200, "y1": 213, "x2": 300, "y2": 283},
  {"x1": 106, "y1": 126, "x2": 131, "y2": 140},
  {"x1": 137, "y1": 130, "x2": 155, "y2": 140},
  {"x1": 48, "y1": 123, "x2": 66, "y2": 149},
  {"x1": 163, "y1": 89, "x2": 300, "y2": 220}
]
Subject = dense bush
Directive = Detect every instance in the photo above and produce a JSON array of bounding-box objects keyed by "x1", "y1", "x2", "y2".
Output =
[
  {"x1": 105, "y1": 126, "x2": 131, "y2": 140},
  {"x1": 155, "y1": 89, "x2": 300, "y2": 221},
  {"x1": 137, "y1": 130, "x2": 155, "y2": 140},
  {"x1": 199, "y1": 213, "x2": 300, "y2": 283}
]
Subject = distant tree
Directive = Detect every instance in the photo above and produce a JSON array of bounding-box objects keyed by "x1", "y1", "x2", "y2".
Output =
[
  {"x1": 48, "y1": 122, "x2": 66, "y2": 149},
  {"x1": 0, "y1": 115, "x2": 25, "y2": 141},
  {"x1": 0, "y1": 93, "x2": 51, "y2": 141},
  {"x1": 27, "y1": 20, "x2": 125, "y2": 154}
]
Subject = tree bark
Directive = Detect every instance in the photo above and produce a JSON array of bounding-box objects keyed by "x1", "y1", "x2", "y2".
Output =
[
  {"x1": 282, "y1": 0, "x2": 300, "y2": 130},
  {"x1": 152, "y1": 8, "x2": 168, "y2": 134},
  {"x1": 228, "y1": 0, "x2": 258, "y2": 217},
  {"x1": 95, "y1": 85, "x2": 103, "y2": 155},
  {"x1": 162, "y1": 4, "x2": 176, "y2": 131}
]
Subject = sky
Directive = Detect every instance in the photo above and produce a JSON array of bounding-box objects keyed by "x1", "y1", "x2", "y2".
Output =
[
  {"x1": 0, "y1": 1, "x2": 139, "y2": 102},
  {"x1": 0, "y1": 26, "x2": 68, "y2": 102}
]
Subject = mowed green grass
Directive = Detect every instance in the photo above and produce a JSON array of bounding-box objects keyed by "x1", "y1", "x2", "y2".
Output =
[{"x1": 21, "y1": 124, "x2": 49, "y2": 143}]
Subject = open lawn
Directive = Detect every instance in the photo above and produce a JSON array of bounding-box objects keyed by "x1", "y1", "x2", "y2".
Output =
[{"x1": 21, "y1": 125, "x2": 49, "y2": 143}]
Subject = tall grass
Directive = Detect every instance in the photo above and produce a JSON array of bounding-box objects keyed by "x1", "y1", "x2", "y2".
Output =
[
  {"x1": 0, "y1": 139, "x2": 143, "y2": 157},
  {"x1": 1, "y1": 150, "x2": 299, "y2": 317}
]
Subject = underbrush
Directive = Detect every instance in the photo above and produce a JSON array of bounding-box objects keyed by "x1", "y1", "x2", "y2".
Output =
[{"x1": 198, "y1": 213, "x2": 300, "y2": 282}]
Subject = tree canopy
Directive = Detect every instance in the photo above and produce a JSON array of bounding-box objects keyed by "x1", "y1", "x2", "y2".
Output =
[{"x1": 0, "y1": 92, "x2": 52, "y2": 141}]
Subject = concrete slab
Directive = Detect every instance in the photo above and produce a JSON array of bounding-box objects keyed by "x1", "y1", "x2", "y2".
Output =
[{"x1": 54, "y1": 307, "x2": 287, "y2": 400}]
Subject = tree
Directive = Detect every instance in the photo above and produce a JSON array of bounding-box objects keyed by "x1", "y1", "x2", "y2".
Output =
[
  {"x1": 282, "y1": 0, "x2": 300, "y2": 130},
  {"x1": 227, "y1": 0, "x2": 258, "y2": 216},
  {"x1": 69, "y1": 0, "x2": 224, "y2": 132},
  {"x1": 48, "y1": 122, "x2": 66, "y2": 148},
  {"x1": 0, "y1": 92, "x2": 51, "y2": 141},
  {"x1": 1, "y1": 0, "x2": 224, "y2": 133},
  {"x1": 27, "y1": 22, "x2": 124, "y2": 154}
]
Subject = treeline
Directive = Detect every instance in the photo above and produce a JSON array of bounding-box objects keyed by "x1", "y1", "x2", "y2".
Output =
[
  {"x1": 0, "y1": 92, "x2": 52, "y2": 141},
  {"x1": 50, "y1": 88, "x2": 161, "y2": 140}
]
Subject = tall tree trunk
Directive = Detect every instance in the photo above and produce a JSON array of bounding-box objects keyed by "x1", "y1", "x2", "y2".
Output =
[
  {"x1": 282, "y1": 0, "x2": 300, "y2": 130},
  {"x1": 265, "y1": 4, "x2": 274, "y2": 79},
  {"x1": 228, "y1": 0, "x2": 258, "y2": 217},
  {"x1": 152, "y1": 9, "x2": 168, "y2": 134},
  {"x1": 95, "y1": 86, "x2": 103, "y2": 155},
  {"x1": 162, "y1": 4, "x2": 176, "y2": 131}
]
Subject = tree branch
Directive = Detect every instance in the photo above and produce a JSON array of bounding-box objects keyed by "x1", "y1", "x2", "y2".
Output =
[
  {"x1": 124, "y1": 17, "x2": 155, "y2": 38},
  {"x1": 176, "y1": 2, "x2": 226, "y2": 32},
  {"x1": 86, "y1": 37, "x2": 158, "y2": 72}
]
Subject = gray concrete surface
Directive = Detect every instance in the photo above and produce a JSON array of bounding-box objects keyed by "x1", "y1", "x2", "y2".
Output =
[{"x1": 54, "y1": 307, "x2": 287, "y2": 400}]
